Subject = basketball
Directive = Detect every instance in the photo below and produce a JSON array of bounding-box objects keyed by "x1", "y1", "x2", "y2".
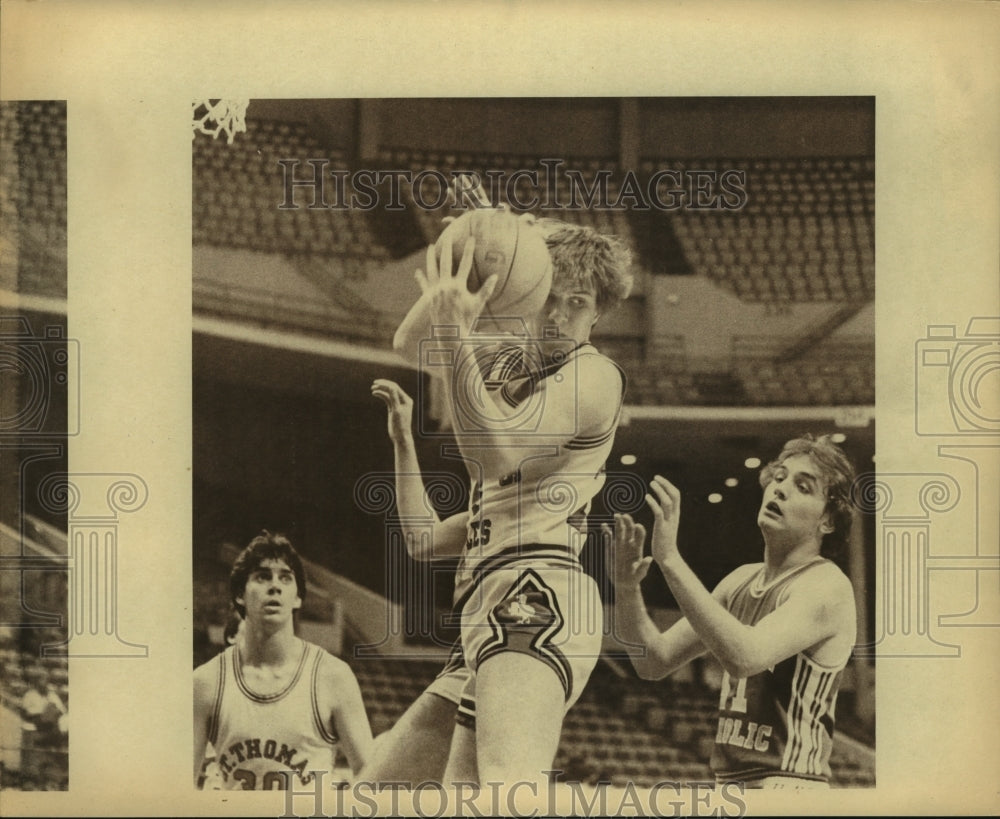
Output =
[{"x1": 435, "y1": 209, "x2": 553, "y2": 322}]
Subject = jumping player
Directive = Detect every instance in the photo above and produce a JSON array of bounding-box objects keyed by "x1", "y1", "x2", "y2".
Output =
[
  {"x1": 613, "y1": 435, "x2": 858, "y2": 788},
  {"x1": 374, "y1": 218, "x2": 633, "y2": 789},
  {"x1": 193, "y1": 531, "x2": 373, "y2": 789}
]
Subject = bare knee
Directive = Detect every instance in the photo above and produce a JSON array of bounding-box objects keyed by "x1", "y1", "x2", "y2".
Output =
[
  {"x1": 474, "y1": 653, "x2": 566, "y2": 785},
  {"x1": 361, "y1": 693, "x2": 457, "y2": 785}
]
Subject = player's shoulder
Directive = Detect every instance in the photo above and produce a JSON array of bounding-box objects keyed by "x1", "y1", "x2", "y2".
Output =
[
  {"x1": 795, "y1": 561, "x2": 857, "y2": 657},
  {"x1": 713, "y1": 562, "x2": 763, "y2": 600},
  {"x1": 798, "y1": 559, "x2": 855, "y2": 602},
  {"x1": 308, "y1": 646, "x2": 364, "y2": 716},
  {"x1": 194, "y1": 647, "x2": 227, "y2": 678},
  {"x1": 576, "y1": 344, "x2": 623, "y2": 372},
  {"x1": 193, "y1": 649, "x2": 227, "y2": 703},
  {"x1": 782, "y1": 560, "x2": 856, "y2": 637},
  {"x1": 571, "y1": 345, "x2": 625, "y2": 393},
  {"x1": 310, "y1": 644, "x2": 361, "y2": 686}
]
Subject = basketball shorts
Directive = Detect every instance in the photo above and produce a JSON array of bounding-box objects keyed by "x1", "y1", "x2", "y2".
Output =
[
  {"x1": 453, "y1": 557, "x2": 604, "y2": 728},
  {"x1": 423, "y1": 639, "x2": 470, "y2": 707}
]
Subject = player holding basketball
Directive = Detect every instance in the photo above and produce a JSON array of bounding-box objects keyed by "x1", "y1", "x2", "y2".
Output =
[
  {"x1": 370, "y1": 218, "x2": 633, "y2": 790},
  {"x1": 613, "y1": 435, "x2": 858, "y2": 788},
  {"x1": 193, "y1": 531, "x2": 373, "y2": 789}
]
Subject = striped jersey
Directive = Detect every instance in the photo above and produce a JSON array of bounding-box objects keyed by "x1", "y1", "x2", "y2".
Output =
[
  {"x1": 206, "y1": 640, "x2": 338, "y2": 789},
  {"x1": 452, "y1": 342, "x2": 624, "y2": 603},
  {"x1": 711, "y1": 559, "x2": 846, "y2": 783}
]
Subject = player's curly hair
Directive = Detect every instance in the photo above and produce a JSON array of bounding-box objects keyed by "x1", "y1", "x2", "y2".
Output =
[
  {"x1": 229, "y1": 530, "x2": 307, "y2": 618},
  {"x1": 758, "y1": 434, "x2": 857, "y2": 563},
  {"x1": 535, "y1": 219, "x2": 634, "y2": 312}
]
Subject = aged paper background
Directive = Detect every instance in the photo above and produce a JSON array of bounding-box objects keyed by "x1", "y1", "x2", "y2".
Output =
[{"x1": 1, "y1": 0, "x2": 998, "y2": 815}]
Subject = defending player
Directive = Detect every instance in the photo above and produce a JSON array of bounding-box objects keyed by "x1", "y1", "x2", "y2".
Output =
[
  {"x1": 612, "y1": 435, "x2": 858, "y2": 788},
  {"x1": 381, "y1": 218, "x2": 634, "y2": 788},
  {"x1": 193, "y1": 531, "x2": 373, "y2": 789}
]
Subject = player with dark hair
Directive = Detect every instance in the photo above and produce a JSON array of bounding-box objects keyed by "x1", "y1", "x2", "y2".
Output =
[
  {"x1": 613, "y1": 434, "x2": 858, "y2": 788},
  {"x1": 368, "y1": 218, "x2": 634, "y2": 789},
  {"x1": 193, "y1": 531, "x2": 373, "y2": 789},
  {"x1": 222, "y1": 611, "x2": 244, "y2": 647}
]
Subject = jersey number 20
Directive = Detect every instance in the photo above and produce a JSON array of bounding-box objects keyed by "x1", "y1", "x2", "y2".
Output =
[{"x1": 232, "y1": 768, "x2": 291, "y2": 789}]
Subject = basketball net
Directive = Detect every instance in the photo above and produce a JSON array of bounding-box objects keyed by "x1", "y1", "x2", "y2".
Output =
[{"x1": 191, "y1": 99, "x2": 250, "y2": 144}]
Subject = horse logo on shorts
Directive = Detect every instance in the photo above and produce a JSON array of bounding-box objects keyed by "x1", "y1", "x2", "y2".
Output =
[
  {"x1": 494, "y1": 587, "x2": 557, "y2": 627},
  {"x1": 477, "y1": 570, "x2": 573, "y2": 699}
]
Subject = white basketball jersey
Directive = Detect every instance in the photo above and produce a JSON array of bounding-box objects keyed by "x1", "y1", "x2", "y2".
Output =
[{"x1": 207, "y1": 641, "x2": 338, "y2": 790}]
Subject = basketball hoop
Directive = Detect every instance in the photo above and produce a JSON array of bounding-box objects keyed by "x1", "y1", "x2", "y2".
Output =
[{"x1": 191, "y1": 99, "x2": 250, "y2": 144}]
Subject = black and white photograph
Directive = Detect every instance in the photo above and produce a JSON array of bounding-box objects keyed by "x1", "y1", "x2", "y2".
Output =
[
  {"x1": 189, "y1": 98, "x2": 877, "y2": 804},
  {"x1": 1, "y1": 1, "x2": 997, "y2": 817},
  {"x1": 0, "y1": 100, "x2": 71, "y2": 794}
]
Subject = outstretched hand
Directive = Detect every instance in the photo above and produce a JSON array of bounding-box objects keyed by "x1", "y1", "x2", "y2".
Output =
[
  {"x1": 415, "y1": 235, "x2": 497, "y2": 343},
  {"x1": 606, "y1": 513, "x2": 652, "y2": 590},
  {"x1": 371, "y1": 379, "x2": 414, "y2": 444},
  {"x1": 646, "y1": 475, "x2": 682, "y2": 568}
]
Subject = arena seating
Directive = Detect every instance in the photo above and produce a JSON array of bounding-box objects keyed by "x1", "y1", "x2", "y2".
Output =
[
  {"x1": 193, "y1": 118, "x2": 388, "y2": 261},
  {"x1": 373, "y1": 150, "x2": 873, "y2": 309},
  {"x1": 0, "y1": 628, "x2": 69, "y2": 791},
  {"x1": 736, "y1": 339, "x2": 875, "y2": 406},
  {"x1": 190, "y1": 137, "x2": 873, "y2": 410},
  {"x1": 0, "y1": 101, "x2": 67, "y2": 298},
  {"x1": 375, "y1": 147, "x2": 638, "y2": 251},
  {"x1": 626, "y1": 370, "x2": 703, "y2": 407},
  {"x1": 0, "y1": 520, "x2": 69, "y2": 789},
  {"x1": 657, "y1": 157, "x2": 874, "y2": 303}
]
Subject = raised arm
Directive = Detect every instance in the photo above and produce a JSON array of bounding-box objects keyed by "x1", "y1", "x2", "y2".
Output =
[
  {"x1": 645, "y1": 476, "x2": 855, "y2": 678},
  {"x1": 610, "y1": 514, "x2": 707, "y2": 680},
  {"x1": 371, "y1": 378, "x2": 467, "y2": 560}
]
